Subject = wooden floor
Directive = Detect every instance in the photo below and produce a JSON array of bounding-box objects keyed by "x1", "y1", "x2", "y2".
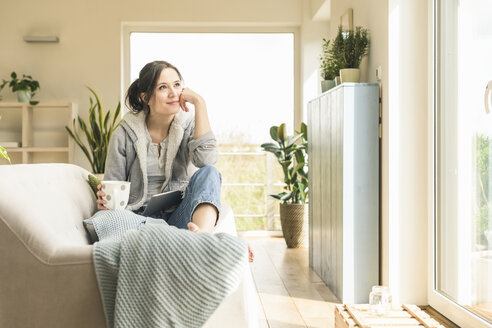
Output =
[
  {"x1": 246, "y1": 237, "x2": 460, "y2": 328},
  {"x1": 247, "y1": 237, "x2": 339, "y2": 328}
]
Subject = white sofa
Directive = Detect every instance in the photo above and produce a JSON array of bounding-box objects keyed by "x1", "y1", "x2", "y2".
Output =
[{"x1": 0, "y1": 163, "x2": 257, "y2": 328}]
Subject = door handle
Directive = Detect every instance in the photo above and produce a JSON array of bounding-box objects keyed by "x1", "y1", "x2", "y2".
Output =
[{"x1": 485, "y1": 80, "x2": 492, "y2": 114}]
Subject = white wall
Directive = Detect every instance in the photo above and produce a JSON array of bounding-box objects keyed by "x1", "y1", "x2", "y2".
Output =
[
  {"x1": 0, "y1": 0, "x2": 330, "y2": 169},
  {"x1": 386, "y1": 0, "x2": 428, "y2": 305},
  {"x1": 329, "y1": 0, "x2": 429, "y2": 305},
  {"x1": 301, "y1": 1, "x2": 331, "y2": 124}
]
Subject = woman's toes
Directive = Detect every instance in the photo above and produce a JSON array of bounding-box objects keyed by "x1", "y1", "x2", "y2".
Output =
[
  {"x1": 188, "y1": 222, "x2": 200, "y2": 232},
  {"x1": 248, "y1": 244, "x2": 254, "y2": 263}
]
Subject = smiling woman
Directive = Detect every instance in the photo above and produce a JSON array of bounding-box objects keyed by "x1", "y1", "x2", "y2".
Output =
[
  {"x1": 103, "y1": 60, "x2": 219, "y2": 233},
  {"x1": 127, "y1": 32, "x2": 295, "y2": 232}
]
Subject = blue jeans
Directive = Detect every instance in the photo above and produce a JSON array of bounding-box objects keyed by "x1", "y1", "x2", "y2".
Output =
[{"x1": 138, "y1": 165, "x2": 222, "y2": 229}]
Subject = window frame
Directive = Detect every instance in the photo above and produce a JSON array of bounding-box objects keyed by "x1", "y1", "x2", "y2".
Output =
[
  {"x1": 121, "y1": 23, "x2": 301, "y2": 128},
  {"x1": 121, "y1": 24, "x2": 300, "y2": 233},
  {"x1": 429, "y1": 0, "x2": 492, "y2": 326}
]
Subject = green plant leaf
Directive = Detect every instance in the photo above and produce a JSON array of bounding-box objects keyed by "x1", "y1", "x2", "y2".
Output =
[
  {"x1": 291, "y1": 162, "x2": 305, "y2": 176},
  {"x1": 300, "y1": 122, "x2": 308, "y2": 140},
  {"x1": 280, "y1": 192, "x2": 293, "y2": 202},
  {"x1": 261, "y1": 143, "x2": 282, "y2": 155},
  {"x1": 269, "y1": 126, "x2": 280, "y2": 143},
  {"x1": 112, "y1": 102, "x2": 121, "y2": 127},
  {"x1": 88, "y1": 174, "x2": 102, "y2": 196},
  {"x1": 286, "y1": 134, "x2": 303, "y2": 148},
  {"x1": 294, "y1": 148, "x2": 305, "y2": 165},
  {"x1": 103, "y1": 110, "x2": 110, "y2": 133},
  {"x1": 65, "y1": 125, "x2": 95, "y2": 172},
  {"x1": 87, "y1": 86, "x2": 104, "y2": 131},
  {"x1": 0, "y1": 145, "x2": 11, "y2": 163},
  {"x1": 277, "y1": 123, "x2": 286, "y2": 142}
]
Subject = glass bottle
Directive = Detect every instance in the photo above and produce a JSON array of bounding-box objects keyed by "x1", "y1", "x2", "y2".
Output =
[{"x1": 369, "y1": 286, "x2": 392, "y2": 316}]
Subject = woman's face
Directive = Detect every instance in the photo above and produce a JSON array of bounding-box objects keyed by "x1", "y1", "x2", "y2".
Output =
[{"x1": 145, "y1": 68, "x2": 183, "y2": 116}]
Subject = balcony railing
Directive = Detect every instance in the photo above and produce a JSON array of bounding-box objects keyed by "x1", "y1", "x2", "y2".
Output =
[{"x1": 217, "y1": 151, "x2": 283, "y2": 231}]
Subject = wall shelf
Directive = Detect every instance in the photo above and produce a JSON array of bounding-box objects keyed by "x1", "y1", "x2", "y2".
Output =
[{"x1": 0, "y1": 102, "x2": 76, "y2": 164}]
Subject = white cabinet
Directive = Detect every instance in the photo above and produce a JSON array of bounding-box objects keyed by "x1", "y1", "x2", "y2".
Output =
[
  {"x1": 0, "y1": 102, "x2": 76, "y2": 164},
  {"x1": 307, "y1": 83, "x2": 379, "y2": 303}
]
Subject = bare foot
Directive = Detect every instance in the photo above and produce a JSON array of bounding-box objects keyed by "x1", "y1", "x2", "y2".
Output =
[
  {"x1": 188, "y1": 222, "x2": 200, "y2": 232},
  {"x1": 248, "y1": 244, "x2": 254, "y2": 263},
  {"x1": 188, "y1": 221, "x2": 254, "y2": 262}
]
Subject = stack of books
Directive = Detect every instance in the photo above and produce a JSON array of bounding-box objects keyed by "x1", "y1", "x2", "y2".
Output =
[{"x1": 1, "y1": 142, "x2": 21, "y2": 148}]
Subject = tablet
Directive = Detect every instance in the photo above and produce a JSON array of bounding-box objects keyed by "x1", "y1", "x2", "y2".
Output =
[{"x1": 142, "y1": 190, "x2": 183, "y2": 216}]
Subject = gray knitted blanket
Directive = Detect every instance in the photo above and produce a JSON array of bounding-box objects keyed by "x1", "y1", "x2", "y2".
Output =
[{"x1": 90, "y1": 210, "x2": 248, "y2": 328}]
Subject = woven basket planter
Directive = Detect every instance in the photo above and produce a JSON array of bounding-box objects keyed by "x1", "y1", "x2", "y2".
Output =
[{"x1": 280, "y1": 203, "x2": 308, "y2": 248}]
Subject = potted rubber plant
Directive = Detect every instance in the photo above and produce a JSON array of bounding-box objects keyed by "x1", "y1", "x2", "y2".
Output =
[
  {"x1": 320, "y1": 38, "x2": 340, "y2": 92},
  {"x1": 331, "y1": 25, "x2": 370, "y2": 83},
  {"x1": 65, "y1": 87, "x2": 121, "y2": 175},
  {"x1": 0, "y1": 72, "x2": 40, "y2": 105},
  {"x1": 261, "y1": 122, "x2": 309, "y2": 248}
]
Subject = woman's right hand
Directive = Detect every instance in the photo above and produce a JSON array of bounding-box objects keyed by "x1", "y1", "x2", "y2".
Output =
[{"x1": 96, "y1": 184, "x2": 108, "y2": 210}]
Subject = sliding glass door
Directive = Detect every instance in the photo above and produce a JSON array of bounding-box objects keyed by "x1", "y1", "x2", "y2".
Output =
[{"x1": 434, "y1": 0, "x2": 492, "y2": 326}]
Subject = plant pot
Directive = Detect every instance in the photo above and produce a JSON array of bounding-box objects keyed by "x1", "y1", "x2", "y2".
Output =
[
  {"x1": 321, "y1": 79, "x2": 336, "y2": 93},
  {"x1": 93, "y1": 173, "x2": 105, "y2": 180},
  {"x1": 16, "y1": 90, "x2": 32, "y2": 103},
  {"x1": 340, "y1": 68, "x2": 360, "y2": 83},
  {"x1": 280, "y1": 203, "x2": 308, "y2": 248}
]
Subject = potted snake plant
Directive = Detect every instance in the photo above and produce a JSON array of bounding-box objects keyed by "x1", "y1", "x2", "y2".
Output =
[
  {"x1": 261, "y1": 123, "x2": 309, "y2": 248},
  {"x1": 65, "y1": 87, "x2": 121, "y2": 175}
]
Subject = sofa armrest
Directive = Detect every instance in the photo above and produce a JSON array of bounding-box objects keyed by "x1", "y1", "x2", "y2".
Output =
[{"x1": 0, "y1": 164, "x2": 97, "y2": 265}]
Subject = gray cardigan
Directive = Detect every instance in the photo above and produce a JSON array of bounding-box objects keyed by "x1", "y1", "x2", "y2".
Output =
[{"x1": 104, "y1": 109, "x2": 218, "y2": 211}]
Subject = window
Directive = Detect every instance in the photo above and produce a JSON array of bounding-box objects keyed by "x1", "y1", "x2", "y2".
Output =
[
  {"x1": 127, "y1": 31, "x2": 295, "y2": 231},
  {"x1": 434, "y1": 0, "x2": 492, "y2": 326}
]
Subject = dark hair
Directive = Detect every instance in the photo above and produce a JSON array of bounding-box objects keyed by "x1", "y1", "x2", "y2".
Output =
[{"x1": 125, "y1": 60, "x2": 183, "y2": 113}]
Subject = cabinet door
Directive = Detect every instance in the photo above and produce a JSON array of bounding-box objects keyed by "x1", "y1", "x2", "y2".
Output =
[
  {"x1": 320, "y1": 92, "x2": 331, "y2": 289},
  {"x1": 308, "y1": 98, "x2": 322, "y2": 274},
  {"x1": 334, "y1": 87, "x2": 344, "y2": 300}
]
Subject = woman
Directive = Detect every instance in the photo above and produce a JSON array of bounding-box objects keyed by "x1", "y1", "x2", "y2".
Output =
[{"x1": 97, "y1": 60, "x2": 253, "y2": 261}]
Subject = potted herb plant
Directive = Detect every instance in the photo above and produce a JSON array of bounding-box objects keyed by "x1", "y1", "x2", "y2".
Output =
[
  {"x1": 320, "y1": 38, "x2": 339, "y2": 92},
  {"x1": 261, "y1": 122, "x2": 309, "y2": 248},
  {"x1": 331, "y1": 25, "x2": 370, "y2": 83},
  {"x1": 65, "y1": 87, "x2": 121, "y2": 175},
  {"x1": 0, "y1": 72, "x2": 40, "y2": 105}
]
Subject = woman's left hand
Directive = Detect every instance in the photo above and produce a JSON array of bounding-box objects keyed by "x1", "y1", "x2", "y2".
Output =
[{"x1": 179, "y1": 88, "x2": 205, "y2": 112}]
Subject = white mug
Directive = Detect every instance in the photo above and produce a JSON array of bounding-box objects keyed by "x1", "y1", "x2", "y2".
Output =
[{"x1": 101, "y1": 181, "x2": 131, "y2": 210}]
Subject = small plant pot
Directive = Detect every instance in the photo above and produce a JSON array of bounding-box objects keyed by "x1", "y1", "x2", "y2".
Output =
[
  {"x1": 340, "y1": 68, "x2": 361, "y2": 83},
  {"x1": 93, "y1": 173, "x2": 105, "y2": 180},
  {"x1": 16, "y1": 90, "x2": 32, "y2": 103},
  {"x1": 321, "y1": 79, "x2": 336, "y2": 93},
  {"x1": 280, "y1": 203, "x2": 308, "y2": 248}
]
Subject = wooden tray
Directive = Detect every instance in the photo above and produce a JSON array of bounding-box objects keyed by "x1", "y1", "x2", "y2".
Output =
[{"x1": 335, "y1": 304, "x2": 447, "y2": 328}]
